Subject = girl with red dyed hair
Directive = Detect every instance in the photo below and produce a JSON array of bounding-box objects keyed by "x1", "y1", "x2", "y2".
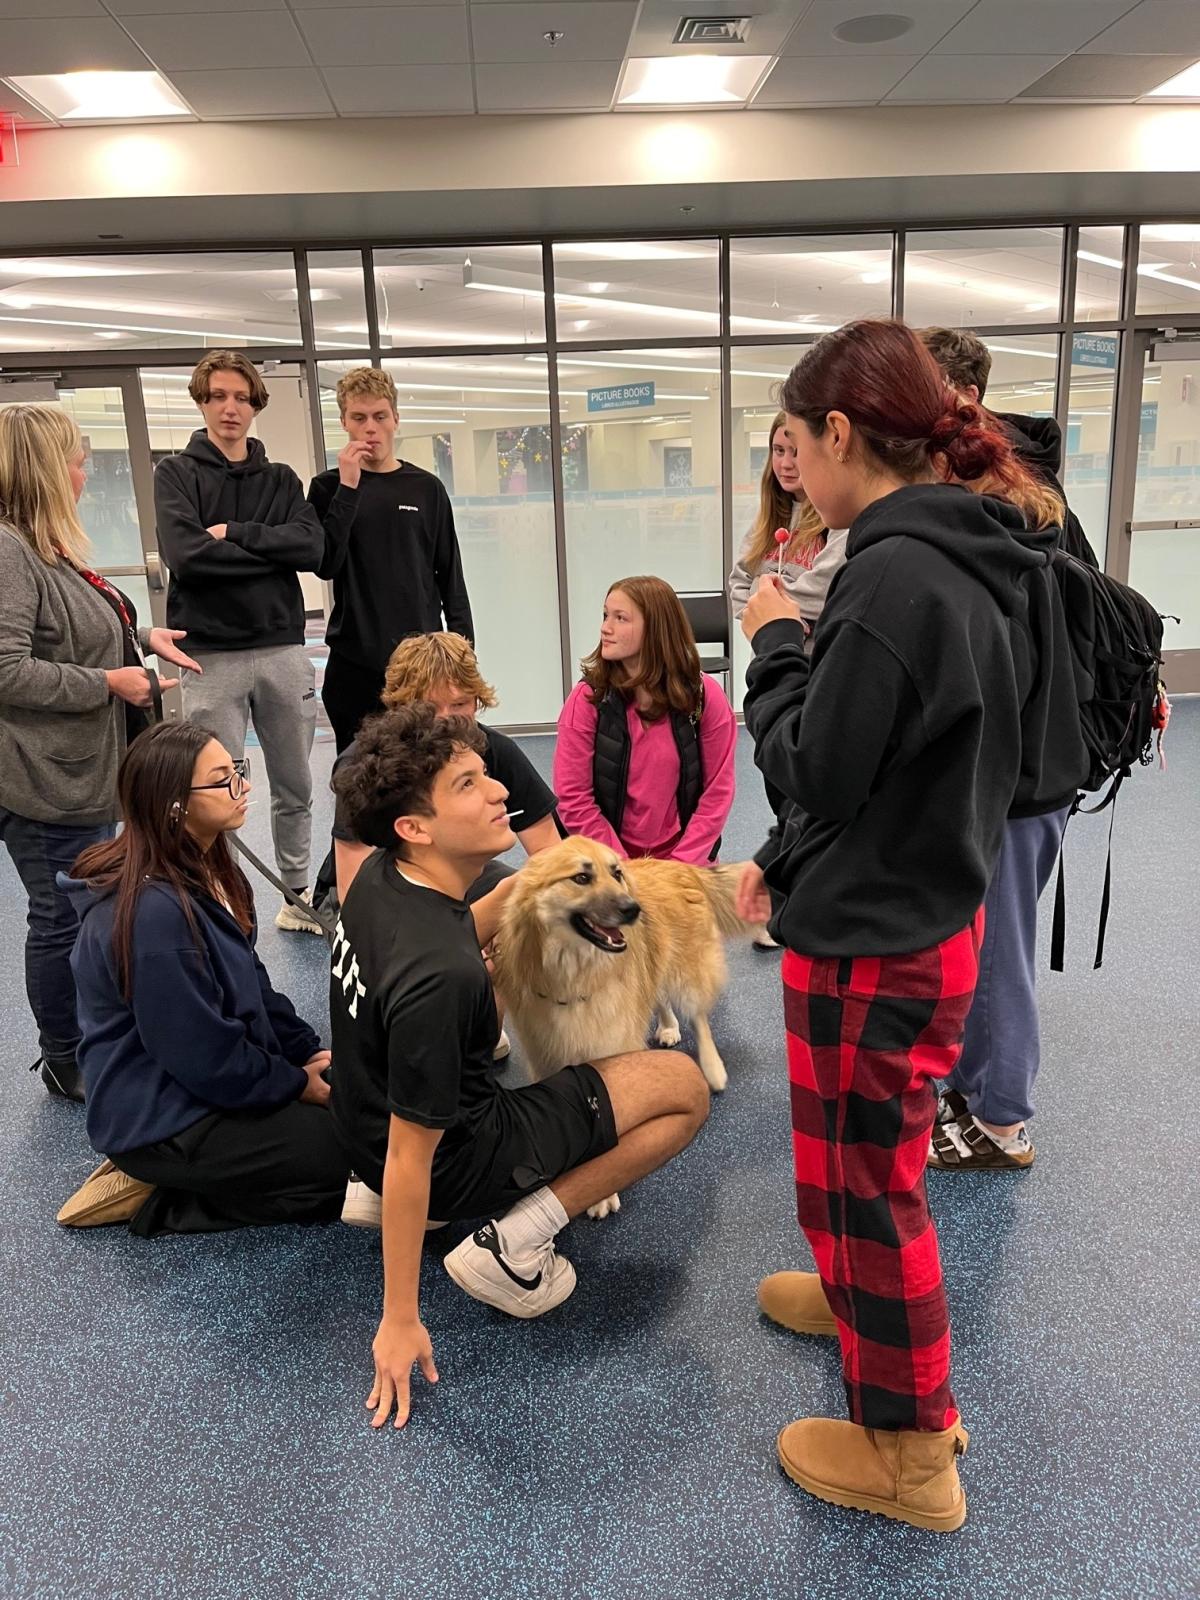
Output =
[{"x1": 738, "y1": 318, "x2": 1068, "y2": 1532}]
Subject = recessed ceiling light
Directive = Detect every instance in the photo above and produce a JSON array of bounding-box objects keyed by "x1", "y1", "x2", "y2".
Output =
[
  {"x1": 832, "y1": 13, "x2": 915, "y2": 45},
  {"x1": 93, "y1": 330, "x2": 123, "y2": 339},
  {"x1": 1145, "y1": 60, "x2": 1200, "y2": 99},
  {"x1": 859, "y1": 270, "x2": 889, "y2": 283},
  {"x1": 617, "y1": 54, "x2": 772, "y2": 106},
  {"x1": 5, "y1": 71, "x2": 191, "y2": 121}
]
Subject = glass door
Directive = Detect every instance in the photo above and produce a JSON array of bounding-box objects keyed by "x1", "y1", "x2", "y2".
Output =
[{"x1": 1121, "y1": 333, "x2": 1200, "y2": 693}]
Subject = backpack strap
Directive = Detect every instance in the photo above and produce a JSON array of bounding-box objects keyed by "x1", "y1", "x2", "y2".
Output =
[
  {"x1": 1049, "y1": 781, "x2": 1121, "y2": 973},
  {"x1": 1092, "y1": 799, "x2": 1119, "y2": 971},
  {"x1": 1050, "y1": 830, "x2": 1069, "y2": 974}
]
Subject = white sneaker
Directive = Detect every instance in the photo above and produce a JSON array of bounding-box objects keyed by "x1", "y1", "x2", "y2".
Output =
[
  {"x1": 752, "y1": 929, "x2": 780, "y2": 950},
  {"x1": 341, "y1": 1178, "x2": 383, "y2": 1229},
  {"x1": 493, "y1": 1028, "x2": 511, "y2": 1061},
  {"x1": 275, "y1": 890, "x2": 324, "y2": 934},
  {"x1": 443, "y1": 1220, "x2": 576, "y2": 1318}
]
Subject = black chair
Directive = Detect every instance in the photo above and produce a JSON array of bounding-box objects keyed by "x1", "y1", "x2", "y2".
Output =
[{"x1": 676, "y1": 589, "x2": 732, "y2": 683}]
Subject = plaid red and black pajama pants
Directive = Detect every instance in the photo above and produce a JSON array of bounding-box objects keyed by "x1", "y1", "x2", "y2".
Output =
[{"x1": 781, "y1": 910, "x2": 984, "y2": 1433}]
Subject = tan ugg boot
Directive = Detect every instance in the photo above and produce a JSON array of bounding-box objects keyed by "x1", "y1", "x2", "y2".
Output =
[
  {"x1": 757, "y1": 1271, "x2": 837, "y2": 1335},
  {"x1": 777, "y1": 1416, "x2": 969, "y2": 1532},
  {"x1": 57, "y1": 1160, "x2": 154, "y2": 1227}
]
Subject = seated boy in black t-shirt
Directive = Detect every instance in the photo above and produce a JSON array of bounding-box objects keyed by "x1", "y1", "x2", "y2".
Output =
[
  {"x1": 329, "y1": 703, "x2": 710, "y2": 1428},
  {"x1": 330, "y1": 631, "x2": 560, "y2": 908}
]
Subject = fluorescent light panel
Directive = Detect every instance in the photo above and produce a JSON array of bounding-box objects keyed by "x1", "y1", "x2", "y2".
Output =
[
  {"x1": 1145, "y1": 61, "x2": 1200, "y2": 98},
  {"x1": 6, "y1": 71, "x2": 191, "y2": 121},
  {"x1": 618, "y1": 55, "x2": 772, "y2": 106}
]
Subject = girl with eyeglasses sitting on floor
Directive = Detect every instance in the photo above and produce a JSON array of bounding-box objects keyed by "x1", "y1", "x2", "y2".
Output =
[{"x1": 56, "y1": 719, "x2": 348, "y2": 1235}]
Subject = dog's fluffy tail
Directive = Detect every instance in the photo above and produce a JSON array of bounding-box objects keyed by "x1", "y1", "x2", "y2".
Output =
[{"x1": 701, "y1": 863, "x2": 760, "y2": 938}]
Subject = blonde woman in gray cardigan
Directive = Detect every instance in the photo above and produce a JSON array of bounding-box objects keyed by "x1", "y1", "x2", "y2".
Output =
[
  {"x1": 0, "y1": 403, "x2": 199, "y2": 1103},
  {"x1": 729, "y1": 412, "x2": 849, "y2": 630},
  {"x1": 728, "y1": 413, "x2": 848, "y2": 949}
]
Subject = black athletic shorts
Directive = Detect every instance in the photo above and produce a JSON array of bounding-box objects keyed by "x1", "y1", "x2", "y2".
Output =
[{"x1": 430, "y1": 1062, "x2": 618, "y2": 1222}]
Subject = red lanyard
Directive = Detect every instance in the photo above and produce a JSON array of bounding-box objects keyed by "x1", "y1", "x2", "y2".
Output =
[{"x1": 77, "y1": 566, "x2": 133, "y2": 629}]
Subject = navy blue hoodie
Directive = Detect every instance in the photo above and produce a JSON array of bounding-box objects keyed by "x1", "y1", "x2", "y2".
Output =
[
  {"x1": 63, "y1": 875, "x2": 319, "y2": 1156},
  {"x1": 745, "y1": 483, "x2": 1057, "y2": 958}
]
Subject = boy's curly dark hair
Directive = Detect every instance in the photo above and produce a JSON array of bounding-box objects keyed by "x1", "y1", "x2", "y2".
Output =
[{"x1": 333, "y1": 702, "x2": 487, "y2": 855}]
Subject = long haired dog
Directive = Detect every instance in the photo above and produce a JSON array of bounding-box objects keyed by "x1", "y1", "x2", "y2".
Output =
[{"x1": 493, "y1": 836, "x2": 755, "y2": 1094}]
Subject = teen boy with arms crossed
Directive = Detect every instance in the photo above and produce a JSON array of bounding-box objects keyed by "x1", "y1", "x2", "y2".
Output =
[
  {"x1": 329, "y1": 703, "x2": 709, "y2": 1428},
  {"x1": 153, "y1": 351, "x2": 326, "y2": 931},
  {"x1": 308, "y1": 368, "x2": 473, "y2": 752}
]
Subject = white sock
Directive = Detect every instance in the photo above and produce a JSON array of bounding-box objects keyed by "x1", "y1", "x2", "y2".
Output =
[
  {"x1": 980, "y1": 1120, "x2": 1031, "y2": 1153},
  {"x1": 495, "y1": 1187, "x2": 568, "y2": 1262}
]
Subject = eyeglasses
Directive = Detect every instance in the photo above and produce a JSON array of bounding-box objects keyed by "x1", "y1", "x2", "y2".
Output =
[{"x1": 189, "y1": 757, "x2": 250, "y2": 799}]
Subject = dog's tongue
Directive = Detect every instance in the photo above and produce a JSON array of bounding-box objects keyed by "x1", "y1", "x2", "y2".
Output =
[{"x1": 595, "y1": 924, "x2": 623, "y2": 943}]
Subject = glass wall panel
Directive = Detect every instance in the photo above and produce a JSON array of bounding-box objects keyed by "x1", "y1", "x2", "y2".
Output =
[
  {"x1": 1075, "y1": 227, "x2": 1125, "y2": 323},
  {"x1": 729, "y1": 235, "x2": 892, "y2": 334},
  {"x1": 0, "y1": 253, "x2": 301, "y2": 352},
  {"x1": 902, "y1": 228, "x2": 1064, "y2": 329},
  {"x1": 980, "y1": 333, "x2": 1059, "y2": 419},
  {"x1": 1135, "y1": 224, "x2": 1200, "y2": 317},
  {"x1": 381, "y1": 355, "x2": 563, "y2": 723},
  {"x1": 552, "y1": 241, "x2": 718, "y2": 345},
  {"x1": 306, "y1": 251, "x2": 370, "y2": 351},
  {"x1": 56, "y1": 383, "x2": 143, "y2": 570},
  {"x1": 1064, "y1": 336, "x2": 1118, "y2": 562},
  {"x1": 374, "y1": 245, "x2": 545, "y2": 348},
  {"x1": 1130, "y1": 340, "x2": 1200, "y2": 650},
  {"x1": 1132, "y1": 345, "x2": 1200, "y2": 524},
  {"x1": 559, "y1": 347, "x2": 720, "y2": 673},
  {"x1": 728, "y1": 344, "x2": 812, "y2": 708}
]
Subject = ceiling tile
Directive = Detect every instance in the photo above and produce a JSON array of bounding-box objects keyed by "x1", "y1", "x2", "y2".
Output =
[
  {"x1": 1017, "y1": 52, "x2": 1198, "y2": 96},
  {"x1": 932, "y1": 0, "x2": 1138, "y2": 55},
  {"x1": 0, "y1": 0, "x2": 105, "y2": 15},
  {"x1": 121, "y1": 11, "x2": 311, "y2": 70},
  {"x1": 167, "y1": 66, "x2": 335, "y2": 117},
  {"x1": 885, "y1": 53, "x2": 1067, "y2": 101},
  {"x1": 781, "y1": 0, "x2": 977, "y2": 57},
  {"x1": 107, "y1": 0, "x2": 285, "y2": 13},
  {"x1": 295, "y1": 6, "x2": 468, "y2": 65},
  {"x1": 630, "y1": 0, "x2": 804, "y2": 57},
  {"x1": 0, "y1": 16, "x2": 150, "y2": 72},
  {"x1": 755, "y1": 53, "x2": 922, "y2": 103},
  {"x1": 475, "y1": 59, "x2": 621, "y2": 110},
  {"x1": 321, "y1": 62, "x2": 474, "y2": 112},
  {"x1": 471, "y1": 2, "x2": 637, "y2": 64},
  {"x1": 1080, "y1": 1, "x2": 1200, "y2": 55}
]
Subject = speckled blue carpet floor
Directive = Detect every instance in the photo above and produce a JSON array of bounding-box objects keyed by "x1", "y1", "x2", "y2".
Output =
[{"x1": 1, "y1": 705, "x2": 1197, "y2": 1600}]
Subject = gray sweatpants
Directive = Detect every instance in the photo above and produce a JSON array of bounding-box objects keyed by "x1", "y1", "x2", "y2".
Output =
[{"x1": 181, "y1": 644, "x2": 316, "y2": 888}]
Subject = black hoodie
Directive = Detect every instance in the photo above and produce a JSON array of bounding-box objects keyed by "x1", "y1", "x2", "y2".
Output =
[
  {"x1": 154, "y1": 431, "x2": 325, "y2": 650},
  {"x1": 744, "y1": 483, "x2": 1061, "y2": 958},
  {"x1": 996, "y1": 411, "x2": 1099, "y2": 568}
]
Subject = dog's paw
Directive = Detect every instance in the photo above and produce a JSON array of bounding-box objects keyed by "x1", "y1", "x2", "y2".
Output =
[
  {"x1": 701, "y1": 1058, "x2": 728, "y2": 1093},
  {"x1": 587, "y1": 1193, "x2": 622, "y2": 1219},
  {"x1": 654, "y1": 1022, "x2": 682, "y2": 1047}
]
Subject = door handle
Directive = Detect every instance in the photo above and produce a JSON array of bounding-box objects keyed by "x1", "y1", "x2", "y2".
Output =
[{"x1": 146, "y1": 551, "x2": 165, "y2": 592}]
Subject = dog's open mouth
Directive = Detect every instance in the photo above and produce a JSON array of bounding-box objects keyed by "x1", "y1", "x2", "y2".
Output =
[{"x1": 569, "y1": 912, "x2": 629, "y2": 954}]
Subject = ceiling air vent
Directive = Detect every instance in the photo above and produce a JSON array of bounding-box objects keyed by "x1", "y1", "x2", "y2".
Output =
[{"x1": 673, "y1": 15, "x2": 752, "y2": 44}]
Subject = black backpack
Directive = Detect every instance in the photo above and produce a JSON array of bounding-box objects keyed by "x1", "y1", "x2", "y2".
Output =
[{"x1": 1050, "y1": 551, "x2": 1171, "y2": 971}]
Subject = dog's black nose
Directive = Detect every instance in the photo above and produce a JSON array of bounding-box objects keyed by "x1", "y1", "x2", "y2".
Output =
[{"x1": 617, "y1": 898, "x2": 641, "y2": 924}]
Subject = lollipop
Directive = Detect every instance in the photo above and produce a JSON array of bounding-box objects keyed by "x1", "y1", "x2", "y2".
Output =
[{"x1": 773, "y1": 527, "x2": 790, "y2": 578}]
